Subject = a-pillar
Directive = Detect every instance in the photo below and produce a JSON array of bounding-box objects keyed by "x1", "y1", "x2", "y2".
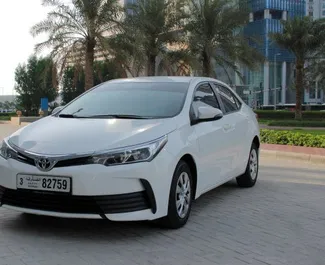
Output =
[
  {"x1": 263, "y1": 61, "x2": 269, "y2": 105},
  {"x1": 281, "y1": 62, "x2": 287, "y2": 104}
]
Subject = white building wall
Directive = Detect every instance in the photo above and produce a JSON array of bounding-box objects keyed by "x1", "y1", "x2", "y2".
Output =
[
  {"x1": 307, "y1": 0, "x2": 325, "y2": 19},
  {"x1": 263, "y1": 62, "x2": 269, "y2": 105},
  {"x1": 281, "y1": 62, "x2": 287, "y2": 104}
]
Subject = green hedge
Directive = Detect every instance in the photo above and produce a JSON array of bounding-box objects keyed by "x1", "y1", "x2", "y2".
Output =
[
  {"x1": 267, "y1": 120, "x2": 325, "y2": 127},
  {"x1": 0, "y1": 112, "x2": 15, "y2": 117},
  {"x1": 255, "y1": 110, "x2": 325, "y2": 120},
  {"x1": 0, "y1": 116, "x2": 11, "y2": 121},
  {"x1": 260, "y1": 129, "x2": 325, "y2": 148},
  {"x1": 0, "y1": 113, "x2": 16, "y2": 121},
  {"x1": 259, "y1": 105, "x2": 325, "y2": 111}
]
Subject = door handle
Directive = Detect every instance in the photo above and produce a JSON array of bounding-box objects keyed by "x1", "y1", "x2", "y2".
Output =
[{"x1": 223, "y1": 124, "x2": 232, "y2": 131}]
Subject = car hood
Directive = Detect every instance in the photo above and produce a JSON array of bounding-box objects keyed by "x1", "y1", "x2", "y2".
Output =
[{"x1": 8, "y1": 116, "x2": 178, "y2": 155}]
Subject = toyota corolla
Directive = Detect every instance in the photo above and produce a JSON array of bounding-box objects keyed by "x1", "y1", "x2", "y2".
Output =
[{"x1": 0, "y1": 77, "x2": 260, "y2": 228}]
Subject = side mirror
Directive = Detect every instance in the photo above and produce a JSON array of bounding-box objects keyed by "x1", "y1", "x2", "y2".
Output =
[
  {"x1": 192, "y1": 106, "x2": 223, "y2": 125},
  {"x1": 198, "y1": 106, "x2": 223, "y2": 120},
  {"x1": 52, "y1": 106, "x2": 64, "y2": 115}
]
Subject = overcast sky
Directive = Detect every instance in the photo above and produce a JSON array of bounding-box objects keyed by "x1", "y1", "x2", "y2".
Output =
[{"x1": 0, "y1": 0, "x2": 49, "y2": 95}]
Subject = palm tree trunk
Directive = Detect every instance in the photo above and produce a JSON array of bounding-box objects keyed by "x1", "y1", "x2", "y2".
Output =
[
  {"x1": 295, "y1": 61, "x2": 304, "y2": 120},
  {"x1": 84, "y1": 41, "x2": 95, "y2": 90},
  {"x1": 119, "y1": 64, "x2": 128, "y2": 78},
  {"x1": 52, "y1": 63, "x2": 58, "y2": 90},
  {"x1": 202, "y1": 50, "x2": 211, "y2": 77},
  {"x1": 147, "y1": 54, "x2": 156, "y2": 76}
]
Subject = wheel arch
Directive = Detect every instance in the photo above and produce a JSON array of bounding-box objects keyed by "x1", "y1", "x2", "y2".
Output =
[
  {"x1": 179, "y1": 154, "x2": 198, "y2": 200},
  {"x1": 252, "y1": 135, "x2": 260, "y2": 149}
]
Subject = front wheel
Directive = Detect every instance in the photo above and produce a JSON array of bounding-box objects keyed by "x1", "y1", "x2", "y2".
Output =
[
  {"x1": 158, "y1": 160, "x2": 193, "y2": 229},
  {"x1": 236, "y1": 143, "x2": 259, "y2": 188}
]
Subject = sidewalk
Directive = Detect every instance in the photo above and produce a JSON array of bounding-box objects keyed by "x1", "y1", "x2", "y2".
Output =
[
  {"x1": 261, "y1": 143, "x2": 325, "y2": 164},
  {"x1": 0, "y1": 122, "x2": 24, "y2": 140}
]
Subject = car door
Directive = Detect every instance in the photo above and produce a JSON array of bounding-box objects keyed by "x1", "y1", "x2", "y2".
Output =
[
  {"x1": 212, "y1": 82, "x2": 249, "y2": 178},
  {"x1": 190, "y1": 82, "x2": 233, "y2": 192}
]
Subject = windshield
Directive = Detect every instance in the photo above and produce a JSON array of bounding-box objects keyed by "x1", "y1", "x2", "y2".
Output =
[{"x1": 58, "y1": 81, "x2": 189, "y2": 119}]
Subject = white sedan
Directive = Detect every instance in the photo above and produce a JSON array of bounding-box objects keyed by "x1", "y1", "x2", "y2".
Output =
[{"x1": 0, "y1": 77, "x2": 259, "y2": 229}]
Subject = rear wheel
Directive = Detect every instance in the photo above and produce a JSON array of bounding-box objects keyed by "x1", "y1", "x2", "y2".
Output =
[
  {"x1": 158, "y1": 160, "x2": 193, "y2": 229},
  {"x1": 236, "y1": 143, "x2": 259, "y2": 188}
]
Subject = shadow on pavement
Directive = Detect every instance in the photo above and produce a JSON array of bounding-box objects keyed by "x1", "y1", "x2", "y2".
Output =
[{"x1": 1, "y1": 180, "x2": 241, "y2": 240}]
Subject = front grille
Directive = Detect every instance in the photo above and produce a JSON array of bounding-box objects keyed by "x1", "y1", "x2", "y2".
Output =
[
  {"x1": 16, "y1": 152, "x2": 35, "y2": 166},
  {"x1": 14, "y1": 152, "x2": 92, "y2": 169},
  {"x1": 0, "y1": 186, "x2": 151, "y2": 216},
  {"x1": 55, "y1": 156, "x2": 92, "y2": 168}
]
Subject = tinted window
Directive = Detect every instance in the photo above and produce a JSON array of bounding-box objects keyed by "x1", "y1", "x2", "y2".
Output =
[
  {"x1": 59, "y1": 82, "x2": 189, "y2": 118},
  {"x1": 191, "y1": 83, "x2": 220, "y2": 118},
  {"x1": 216, "y1": 84, "x2": 240, "y2": 113}
]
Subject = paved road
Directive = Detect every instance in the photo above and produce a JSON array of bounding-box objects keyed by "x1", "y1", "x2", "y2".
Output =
[
  {"x1": 0, "y1": 124, "x2": 325, "y2": 265},
  {"x1": 0, "y1": 123, "x2": 23, "y2": 140}
]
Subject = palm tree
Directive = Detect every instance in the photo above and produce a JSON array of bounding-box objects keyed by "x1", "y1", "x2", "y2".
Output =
[
  {"x1": 3, "y1": 101, "x2": 11, "y2": 111},
  {"x1": 184, "y1": 0, "x2": 263, "y2": 78},
  {"x1": 31, "y1": 0, "x2": 121, "y2": 90},
  {"x1": 106, "y1": 31, "x2": 146, "y2": 77},
  {"x1": 270, "y1": 17, "x2": 325, "y2": 119},
  {"x1": 120, "y1": 0, "x2": 188, "y2": 76},
  {"x1": 304, "y1": 41, "x2": 325, "y2": 95}
]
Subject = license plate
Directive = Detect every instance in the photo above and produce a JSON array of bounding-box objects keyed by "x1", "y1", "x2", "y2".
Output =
[{"x1": 17, "y1": 174, "x2": 71, "y2": 193}]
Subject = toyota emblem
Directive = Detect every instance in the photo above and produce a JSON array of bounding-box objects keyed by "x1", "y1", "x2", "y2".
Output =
[{"x1": 35, "y1": 158, "x2": 56, "y2": 172}]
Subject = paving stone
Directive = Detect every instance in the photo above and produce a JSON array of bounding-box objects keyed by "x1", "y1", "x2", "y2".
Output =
[{"x1": 0, "y1": 125, "x2": 325, "y2": 265}]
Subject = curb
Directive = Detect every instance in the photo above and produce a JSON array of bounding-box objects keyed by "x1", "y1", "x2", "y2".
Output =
[
  {"x1": 260, "y1": 149, "x2": 325, "y2": 165},
  {"x1": 20, "y1": 122, "x2": 31, "y2": 126}
]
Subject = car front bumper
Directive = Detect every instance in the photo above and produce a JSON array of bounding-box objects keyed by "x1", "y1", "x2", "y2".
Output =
[{"x1": 0, "y1": 149, "x2": 175, "y2": 221}]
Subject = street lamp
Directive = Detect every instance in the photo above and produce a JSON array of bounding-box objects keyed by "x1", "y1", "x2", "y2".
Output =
[{"x1": 274, "y1": 53, "x2": 281, "y2": 110}]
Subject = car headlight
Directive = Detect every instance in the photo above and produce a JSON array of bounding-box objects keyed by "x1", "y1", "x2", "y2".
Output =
[
  {"x1": 90, "y1": 135, "x2": 168, "y2": 166},
  {"x1": 0, "y1": 140, "x2": 17, "y2": 160}
]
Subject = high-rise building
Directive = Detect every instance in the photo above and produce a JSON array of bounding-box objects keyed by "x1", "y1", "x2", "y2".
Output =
[
  {"x1": 307, "y1": 0, "x2": 325, "y2": 19},
  {"x1": 305, "y1": 2, "x2": 325, "y2": 104},
  {"x1": 234, "y1": 0, "x2": 308, "y2": 107}
]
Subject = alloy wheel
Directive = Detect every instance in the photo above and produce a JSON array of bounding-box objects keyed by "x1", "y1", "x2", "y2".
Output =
[
  {"x1": 249, "y1": 149, "x2": 258, "y2": 180},
  {"x1": 175, "y1": 172, "x2": 191, "y2": 219}
]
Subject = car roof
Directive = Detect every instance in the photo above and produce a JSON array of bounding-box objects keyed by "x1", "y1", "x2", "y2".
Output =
[
  {"x1": 98, "y1": 76, "x2": 235, "y2": 94},
  {"x1": 105, "y1": 76, "x2": 220, "y2": 84}
]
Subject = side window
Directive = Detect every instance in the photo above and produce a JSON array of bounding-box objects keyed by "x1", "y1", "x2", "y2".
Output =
[
  {"x1": 191, "y1": 83, "x2": 220, "y2": 118},
  {"x1": 216, "y1": 84, "x2": 240, "y2": 113}
]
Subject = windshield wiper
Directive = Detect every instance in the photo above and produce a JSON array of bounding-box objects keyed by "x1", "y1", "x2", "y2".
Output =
[
  {"x1": 58, "y1": 108, "x2": 83, "y2": 118},
  {"x1": 58, "y1": 114, "x2": 75, "y2": 118},
  {"x1": 80, "y1": 114, "x2": 155, "y2": 119}
]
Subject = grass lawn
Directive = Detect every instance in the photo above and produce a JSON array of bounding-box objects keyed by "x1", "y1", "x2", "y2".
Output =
[
  {"x1": 258, "y1": 119, "x2": 269, "y2": 124},
  {"x1": 258, "y1": 119, "x2": 325, "y2": 127}
]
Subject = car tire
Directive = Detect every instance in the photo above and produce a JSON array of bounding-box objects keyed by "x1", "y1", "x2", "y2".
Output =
[
  {"x1": 236, "y1": 143, "x2": 259, "y2": 188},
  {"x1": 157, "y1": 160, "x2": 193, "y2": 229}
]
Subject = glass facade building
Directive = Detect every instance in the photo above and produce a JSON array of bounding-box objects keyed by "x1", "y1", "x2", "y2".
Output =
[
  {"x1": 243, "y1": 0, "x2": 305, "y2": 61},
  {"x1": 236, "y1": 0, "x2": 306, "y2": 107}
]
